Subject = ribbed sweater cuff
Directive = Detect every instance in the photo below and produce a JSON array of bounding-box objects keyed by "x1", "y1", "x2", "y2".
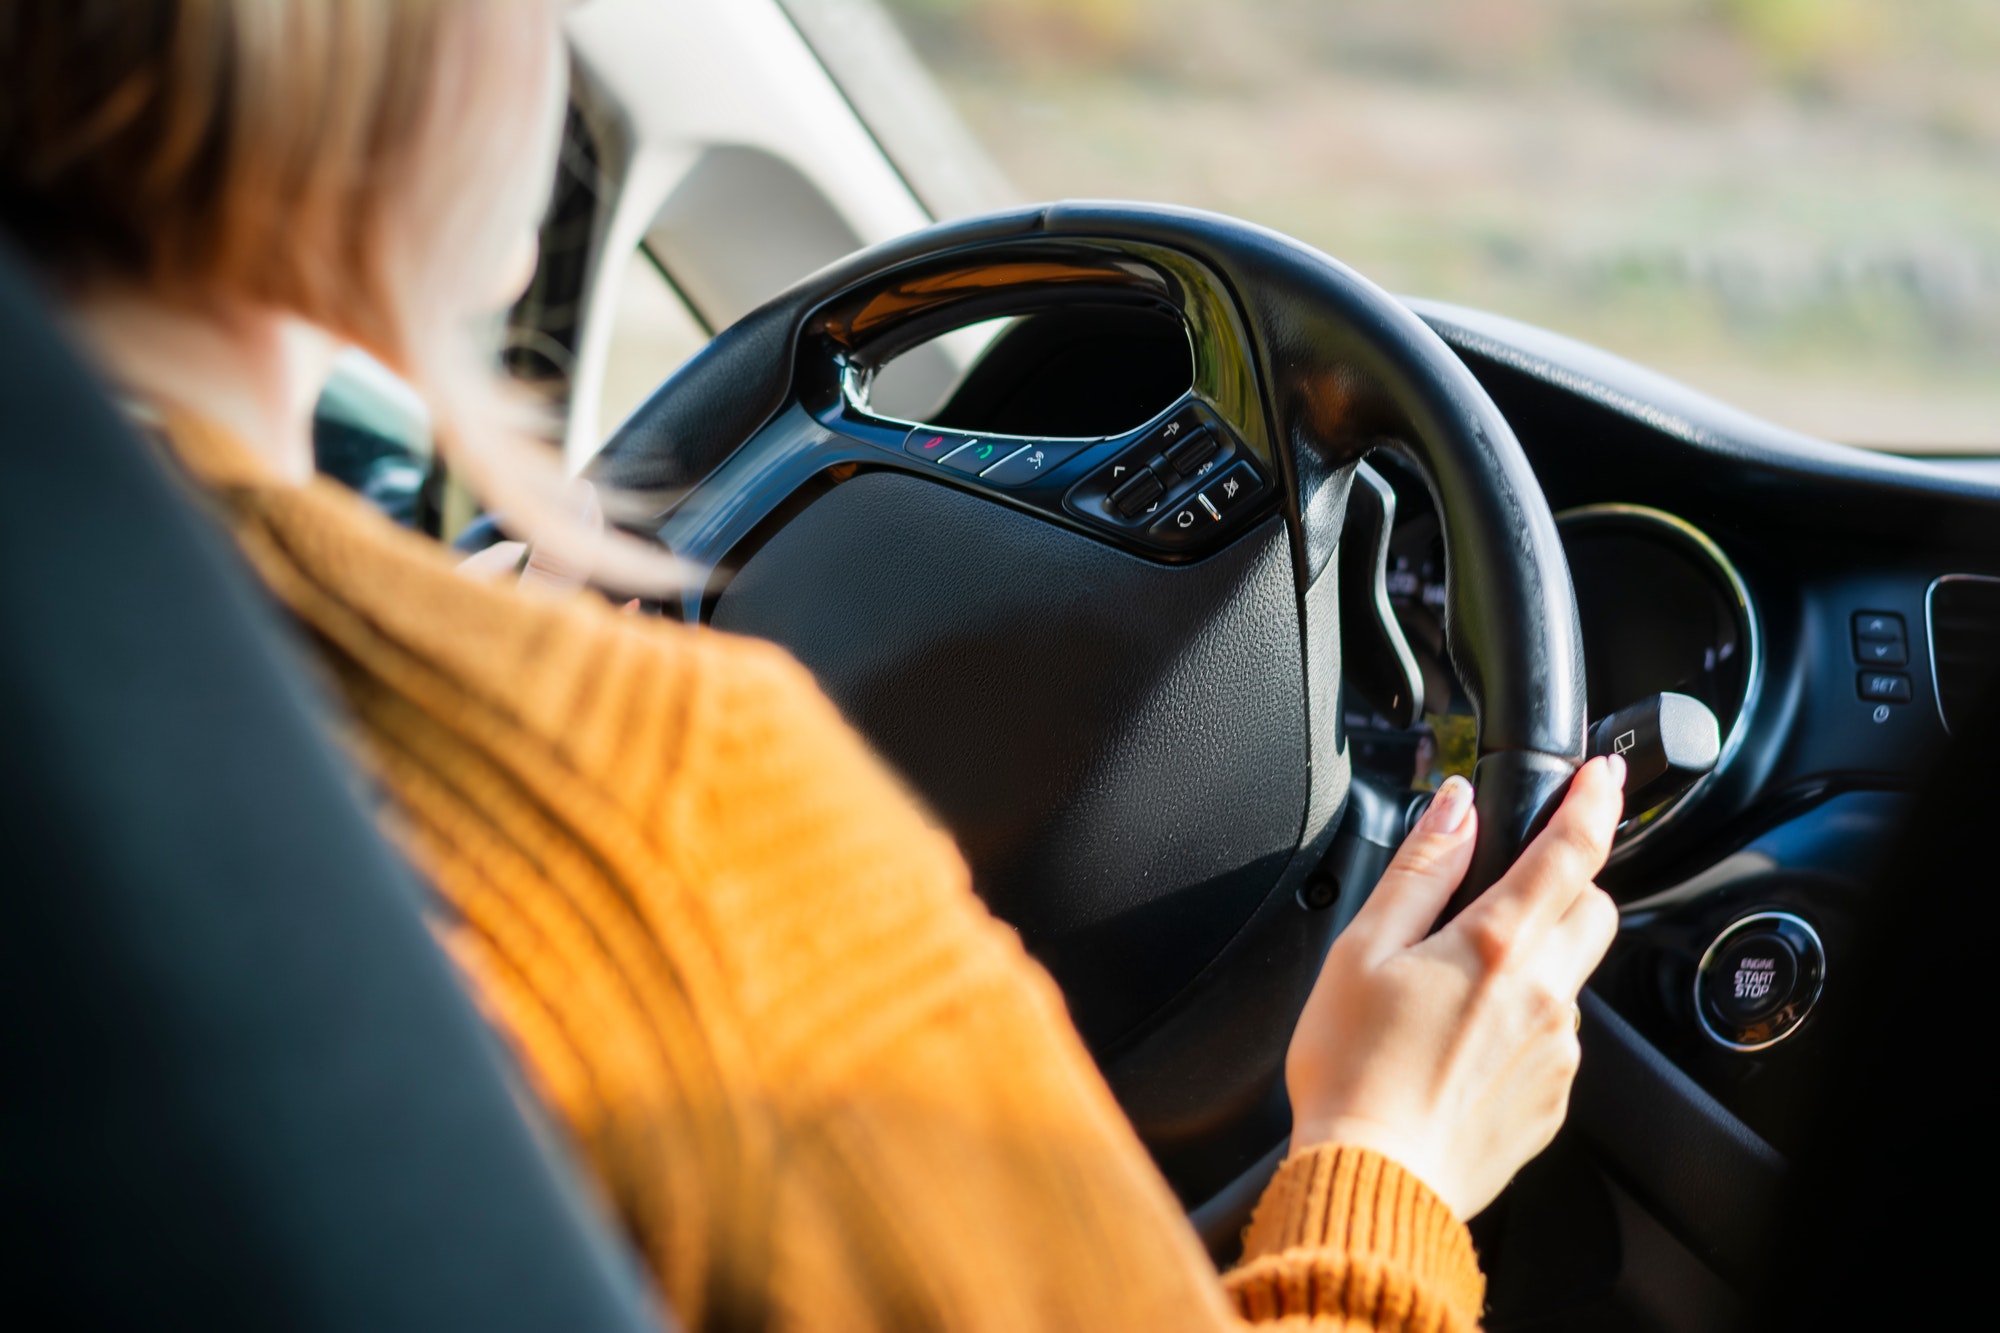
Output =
[{"x1": 1224, "y1": 1144, "x2": 1484, "y2": 1330}]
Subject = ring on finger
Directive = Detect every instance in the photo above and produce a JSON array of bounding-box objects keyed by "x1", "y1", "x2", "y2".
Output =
[{"x1": 1571, "y1": 1002, "x2": 1583, "y2": 1034}]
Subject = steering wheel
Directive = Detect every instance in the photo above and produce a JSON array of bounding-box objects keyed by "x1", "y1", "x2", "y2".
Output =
[{"x1": 593, "y1": 202, "x2": 1585, "y2": 1202}]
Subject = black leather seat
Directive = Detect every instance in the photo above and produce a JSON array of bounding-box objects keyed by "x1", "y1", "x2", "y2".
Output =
[{"x1": 0, "y1": 243, "x2": 663, "y2": 1331}]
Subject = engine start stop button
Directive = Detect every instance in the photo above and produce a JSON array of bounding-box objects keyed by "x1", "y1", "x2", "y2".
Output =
[
  {"x1": 1695, "y1": 912, "x2": 1825, "y2": 1051},
  {"x1": 1705, "y1": 934, "x2": 1797, "y2": 1024}
]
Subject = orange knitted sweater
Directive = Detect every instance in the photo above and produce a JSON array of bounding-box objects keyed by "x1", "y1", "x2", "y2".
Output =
[{"x1": 169, "y1": 417, "x2": 1486, "y2": 1332}]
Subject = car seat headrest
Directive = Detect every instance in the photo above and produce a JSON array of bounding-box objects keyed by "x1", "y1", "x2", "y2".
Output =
[{"x1": 0, "y1": 240, "x2": 663, "y2": 1332}]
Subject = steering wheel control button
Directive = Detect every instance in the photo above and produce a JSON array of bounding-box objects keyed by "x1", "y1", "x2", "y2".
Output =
[
  {"x1": 1109, "y1": 468, "x2": 1166, "y2": 518},
  {"x1": 940, "y1": 438, "x2": 1013, "y2": 476},
  {"x1": 1857, "y1": 671, "x2": 1912, "y2": 703},
  {"x1": 980, "y1": 440, "x2": 1089, "y2": 486},
  {"x1": 1147, "y1": 402, "x2": 1207, "y2": 448},
  {"x1": 1853, "y1": 611, "x2": 1905, "y2": 642},
  {"x1": 1060, "y1": 398, "x2": 1266, "y2": 553},
  {"x1": 903, "y1": 428, "x2": 967, "y2": 462},
  {"x1": 1154, "y1": 500, "x2": 1205, "y2": 537},
  {"x1": 1149, "y1": 462, "x2": 1268, "y2": 542},
  {"x1": 1162, "y1": 429, "x2": 1220, "y2": 481},
  {"x1": 1101, "y1": 458, "x2": 1143, "y2": 488},
  {"x1": 1197, "y1": 462, "x2": 1263, "y2": 518},
  {"x1": 1695, "y1": 912, "x2": 1826, "y2": 1051}
]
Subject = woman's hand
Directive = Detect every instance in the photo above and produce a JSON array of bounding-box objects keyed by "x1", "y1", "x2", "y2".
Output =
[
  {"x1": 456, "y1": 480, "x2": 631, "y2": 603},
  {"x1": 1285, "y1": 757, "x2": 1626, "y2": 1219}
]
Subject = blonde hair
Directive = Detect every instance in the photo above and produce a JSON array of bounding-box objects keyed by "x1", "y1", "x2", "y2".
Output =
[{"x1": 0, "y1": 0, "x2": 684, "y2": 592}]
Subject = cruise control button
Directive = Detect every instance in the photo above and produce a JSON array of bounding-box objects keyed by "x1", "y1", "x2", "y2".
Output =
[
  {"x1": 1196, "y1": 462, "x2": 1265, "y2": 519},
  {"x1": 1109, "y1": 468, "x2": 1166, "y2": 518},
  {"x1": 1854, "y1": 636, "x2": 1908, "y2": 666},
  {"x1": 1853, "y1": 611, "x2": 1905, "y2": 642},
  {"x1": 1858, "y1": 671, "x2": 1912, "y2": 703},
  {"x1": 940, "y1": 438, "x2": 1011, "y2": 475}
]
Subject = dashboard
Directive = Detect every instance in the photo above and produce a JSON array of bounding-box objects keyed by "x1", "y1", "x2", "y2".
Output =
[
  {"x1": 1402, "y1": 299, "x2": 2000, "y2": 1152},
  {"x1": 909, "y1": 294, "x2": 2000, "y2": 1157},
  {"x1": 1350, "y1": 459, "x2": 1758, "y2": 864}
]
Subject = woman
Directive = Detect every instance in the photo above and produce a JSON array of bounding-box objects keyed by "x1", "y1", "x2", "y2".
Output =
[{"x1": 0, "y1": 4, "x2": 1623, "y2": 1329}]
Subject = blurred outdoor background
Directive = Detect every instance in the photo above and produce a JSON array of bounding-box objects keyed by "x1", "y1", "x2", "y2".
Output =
[{"x1": 876, "y1": 0, "x2": 2000, "y2": 451}]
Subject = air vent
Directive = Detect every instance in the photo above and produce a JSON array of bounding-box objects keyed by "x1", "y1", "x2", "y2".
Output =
[{"x1": 1928, "y1": 576, "x2": 2000, "y2": 733}]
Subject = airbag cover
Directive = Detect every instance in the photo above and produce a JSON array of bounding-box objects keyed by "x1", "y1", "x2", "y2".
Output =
[{"x1": 712, "y1": 472, "x2": 1310, "y2": 1045}]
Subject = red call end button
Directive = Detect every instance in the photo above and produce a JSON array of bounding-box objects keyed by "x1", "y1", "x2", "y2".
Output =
[{"x1": 903, "y1": 428, "x2": 970, "y2": 461}]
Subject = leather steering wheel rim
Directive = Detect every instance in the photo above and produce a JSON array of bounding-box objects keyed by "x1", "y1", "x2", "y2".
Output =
[
  {"x1": 597, "y1": 202, "x2": 1585, "y2": 899},
  {"x1": 592, "y1": 203, "x2": 1586, "y2": 1193}
]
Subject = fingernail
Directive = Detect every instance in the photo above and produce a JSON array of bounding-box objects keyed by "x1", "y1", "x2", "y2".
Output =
[
  {"x1": 1606, "y1": 753, "x2": 1627, "y2": 789},
  {"x1": 1424, "y1": 775, "x2": 1475, "y2": 834}
]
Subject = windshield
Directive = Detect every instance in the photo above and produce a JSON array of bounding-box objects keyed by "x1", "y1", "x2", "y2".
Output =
[{"x1": 870, "y1": 0, "x2": 2000, "y2": 453}]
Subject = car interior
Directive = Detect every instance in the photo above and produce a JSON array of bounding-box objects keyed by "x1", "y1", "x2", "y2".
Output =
[{"x1": 4, "y1": 2, "x2": 1997, "y2": 1330}]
